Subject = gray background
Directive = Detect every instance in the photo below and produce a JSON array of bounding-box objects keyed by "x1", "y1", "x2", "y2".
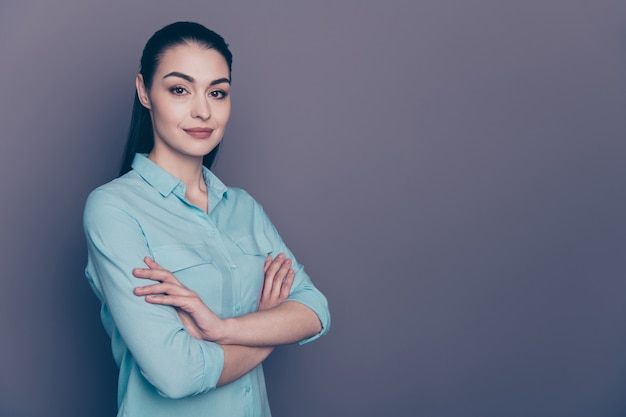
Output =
[{"x1": 1, "y1": 1, "x2": 625, "y2": 416}]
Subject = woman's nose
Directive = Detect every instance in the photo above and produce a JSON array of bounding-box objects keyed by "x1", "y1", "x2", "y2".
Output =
[{"x1": 191, "y1": 95, "x2": 211, "y2": 120}]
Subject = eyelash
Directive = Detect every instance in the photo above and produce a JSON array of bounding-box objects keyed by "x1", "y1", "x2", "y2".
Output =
[
  {"x1": 169, "y1": 86, "x2": 189, "y2": 96},
  {"x1": 168, "y1": 86, "x2": 228, "y2": 99},
  {"x1": 210, "y1": 90, "x2": 228, "y2": 99}
]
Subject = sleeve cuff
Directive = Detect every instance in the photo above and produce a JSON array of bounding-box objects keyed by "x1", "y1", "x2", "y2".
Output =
[
  {"x1": 287, "y1": 291, "x2": 331, "y2": 346},
  {"x1": 199, "y1": 341, "x2": 225, "y2": 392}
]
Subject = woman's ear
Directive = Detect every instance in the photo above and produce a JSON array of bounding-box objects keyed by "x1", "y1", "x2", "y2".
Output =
[{"x1": 136, "y1": 74, "x2": 152, "y2": 109}]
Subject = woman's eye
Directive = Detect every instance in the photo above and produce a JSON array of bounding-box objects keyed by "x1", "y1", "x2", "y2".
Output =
[
  {"x1": 210, "y1": 90, "x2": 227, "y2": 99},
  {"x1": 170, "y1": 86, "x2": 187, "y2": 95}
]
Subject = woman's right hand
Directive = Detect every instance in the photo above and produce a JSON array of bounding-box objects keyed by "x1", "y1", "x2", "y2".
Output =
[
  {"x1": 259, "y1": 253, "x2": 294, "y2": 311},
  {"x1": 133, "y1": 257, "x2": 224, "y2": 341},
  {"x1": 133, "y1": 254, "x2": 295, "y2": 339}
]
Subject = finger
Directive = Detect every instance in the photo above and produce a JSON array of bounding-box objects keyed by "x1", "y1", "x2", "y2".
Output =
[
  {"x1": 267, "y1": 253, "x2": 285, "y2": 271},
  {"x1": 264, "y1": 253, "x2": 286, "y2": 283},
  {"x1": 144, "y1": 256, "x2": 166, "y2": 270},
  {"x1": 262, "y1": 255, "x2": 289, "y2": 300},
  {"x1": 133, "y1": 282, "x2": 194, "y2": 297},
  {"x1": 144, "y1": 294, "x2": 206, "y2": 317},
  {"x1": 143, "y1": 294, "x2": 196, "y2": 310},
  {"x1": 263, "y1": 255, "x2": 272, "y2": 273},
  {"x1": 270, "y1": 258, "x2": 292, "y2": 299},
  {"x1": 133, "y1": 283, "x2": 166, "y2": 296},
  {"x1": 132, "y1": 267, "x2": 168, "y2": 282},
  {"x1": 261, "y1": 254, "x2": 285, "y2": 299},
  {"x1": 132, "y1": 267, "x2": 180, "y2": 284},
  {"x1": 279, "y1": 268, "x2": 295, "y2": 300}
]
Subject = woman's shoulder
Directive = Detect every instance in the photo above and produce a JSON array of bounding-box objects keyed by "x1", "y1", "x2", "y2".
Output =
[
  {"x1": 84, "y1": 172, "x2": 147, "y2": 216},
  {"x1": 223, "y1": 186, "x2": 265, "y2": 210},
  {"x1": 203, "y1": 168, "x2": 255, "y2": 205},
  {"x1": 225, "y1": 185, "x2": 253, "y2": 200}
]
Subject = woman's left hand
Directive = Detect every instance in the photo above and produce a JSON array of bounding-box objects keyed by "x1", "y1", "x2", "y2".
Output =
[
  {"x1": 133, "y1": 257, "x2": 224, "y2": 341},
  {"x1": 259, "y1": 253, "x2": 294, "y2": 311}
]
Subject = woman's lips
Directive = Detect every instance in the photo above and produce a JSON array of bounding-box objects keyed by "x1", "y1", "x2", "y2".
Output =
[{"x1": 184, "y1": 128, "x2": 214, "y2": 139}]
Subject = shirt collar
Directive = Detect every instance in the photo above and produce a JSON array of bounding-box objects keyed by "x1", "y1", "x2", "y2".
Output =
[{"x1": 131, "y1": 153, "x2": 228, "y2": 202}]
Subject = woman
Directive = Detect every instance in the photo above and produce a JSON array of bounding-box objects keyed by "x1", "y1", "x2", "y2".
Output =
[{"x1": 83, "y1": 21, "x2": 330, "y2": 417}]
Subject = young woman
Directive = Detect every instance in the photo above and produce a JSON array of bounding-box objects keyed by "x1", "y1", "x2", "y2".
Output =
[{"x1": 83, "y1": 21, "x2": 330, "y2": 417}]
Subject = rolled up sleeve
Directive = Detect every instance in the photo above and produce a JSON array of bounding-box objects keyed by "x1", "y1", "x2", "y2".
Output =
[
  {"x1": 256, "y1": 203, "x2": 331, "y2": 345},
  {"x1": 84, "y1": 189, "x2": 224, "y2": 398}
]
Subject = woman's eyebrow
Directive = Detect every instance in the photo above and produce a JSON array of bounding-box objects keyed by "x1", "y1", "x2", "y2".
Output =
[
  {"x1": 163, "y1": 72, "x2": 231, "y2": 86},
  {"x1": 163, "y1": 71, "x2": 195, "y2": 82},
  {"x1": 210, "y1": 77, "x2": 231, "y2": 86}
]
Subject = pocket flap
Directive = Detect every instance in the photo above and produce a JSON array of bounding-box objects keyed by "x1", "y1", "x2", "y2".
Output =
[
  {"x1": 151, "y1": 244, "x2": 214, "y2": 272},
  {"x1": 231, "y1": 235, "x2": 273, "y2": 256}
]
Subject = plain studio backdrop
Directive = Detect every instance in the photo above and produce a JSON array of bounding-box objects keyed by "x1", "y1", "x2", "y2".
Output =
[{"x1": 0, "y1": 1, "x2": 625, "y2": 416}]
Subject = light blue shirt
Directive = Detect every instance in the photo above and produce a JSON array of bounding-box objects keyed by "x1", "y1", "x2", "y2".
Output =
[{"x1": 83, "y1": 154, "x2": 330, "y2": 417}]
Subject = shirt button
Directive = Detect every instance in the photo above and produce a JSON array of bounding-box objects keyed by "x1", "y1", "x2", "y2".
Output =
[
  {"x1": 230, "y1": 264, "x2": 237, "y2": 270},
  {"x1": 209, "y1": 230, "x2": 217, "y2": 236},
  {"x1": 245, "y1": 386, "x2": 251, "y2": 393},
  {"x1": 235, "y1": 306, "x2": 241, "y2": 313}
]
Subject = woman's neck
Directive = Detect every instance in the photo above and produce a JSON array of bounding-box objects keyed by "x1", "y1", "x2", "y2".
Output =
[{"x1": 148, "y1": 151, "x2": 208, "y2": 211}]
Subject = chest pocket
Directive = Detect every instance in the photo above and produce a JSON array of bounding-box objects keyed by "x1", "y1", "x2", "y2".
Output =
[
  {"x1": 227, "y1": 234, "x2": 274, "y2": 307},
  {"x1": 151, "y1": 244, "x2": 223, "y2": 314},
  {"x1": 230, "y1": 234, "x2": 274, "y2": 256}
]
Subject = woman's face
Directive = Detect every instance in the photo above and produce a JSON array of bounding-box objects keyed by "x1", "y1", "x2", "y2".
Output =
[{"x1": 137, "y1": 42, "x2": 231, "y2": 164}]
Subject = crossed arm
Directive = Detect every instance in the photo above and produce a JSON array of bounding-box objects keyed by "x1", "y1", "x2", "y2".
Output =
[{"x1": 132, "y1": 254, "x2": 322, "y2": 387}]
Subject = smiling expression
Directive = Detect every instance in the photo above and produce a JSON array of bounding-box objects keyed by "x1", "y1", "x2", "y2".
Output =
[{"x1": 136, "y1": 42, "x2": 231, "y2": 166}]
